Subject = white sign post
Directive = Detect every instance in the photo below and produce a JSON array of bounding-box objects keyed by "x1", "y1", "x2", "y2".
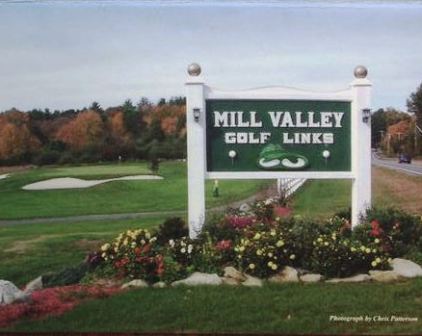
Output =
[{"x1": 186, "y1": 63, "x2": 372, "y2": 239}]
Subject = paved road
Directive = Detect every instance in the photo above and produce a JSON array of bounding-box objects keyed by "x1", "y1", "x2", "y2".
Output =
[{"x1": 372, "y1": 154, "x2": 422, "y2": 176}]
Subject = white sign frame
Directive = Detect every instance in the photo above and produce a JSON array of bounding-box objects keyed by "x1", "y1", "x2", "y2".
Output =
[{"x1": 186, "y1": 67, "x2": 372, "y2": 238}]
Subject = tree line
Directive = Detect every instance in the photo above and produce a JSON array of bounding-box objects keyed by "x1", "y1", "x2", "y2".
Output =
[
  {"x1": 0, "y1": 97, "x2": 186, "y2": 166},
  {"x1": 371, "y1": 82, "x2": 422, "y2": 156}
]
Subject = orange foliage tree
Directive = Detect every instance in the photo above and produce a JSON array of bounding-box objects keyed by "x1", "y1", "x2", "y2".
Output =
[
  {"x1": 0, "y1": 110, "x2": 41, "y2": 161},
  {"x1": 55, "y1": 110, "x2": 105, "y2": 152}
]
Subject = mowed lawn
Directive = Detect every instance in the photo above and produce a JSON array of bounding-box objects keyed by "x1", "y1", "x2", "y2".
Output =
[{"x1": 0, "y1": 161, "x2": 270, "y2": 220}]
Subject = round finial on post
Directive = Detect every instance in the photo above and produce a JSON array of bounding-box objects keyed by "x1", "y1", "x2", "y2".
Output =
[
  {"x1": 354, "y1": 65, "x2": 368, "y2": 79},
  {"x1": 187, "y1": 63, "x2": 201, "y2": 76}
]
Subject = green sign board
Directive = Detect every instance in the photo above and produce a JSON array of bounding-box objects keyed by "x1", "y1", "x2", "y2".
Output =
[{"x1": 206, "y1": 99, "x2": 351, "y2": 172}]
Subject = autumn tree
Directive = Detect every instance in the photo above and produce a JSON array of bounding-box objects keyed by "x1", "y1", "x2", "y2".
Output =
[
  {"x1": 55, "y1": 110, "x2": 105, "y2": 152},
  {"x1": 407, "y1": 82, "x2": 422, "y2": 153},
  {"x1": 0, "y1": 110, "x2": 41, "y2": 162}
]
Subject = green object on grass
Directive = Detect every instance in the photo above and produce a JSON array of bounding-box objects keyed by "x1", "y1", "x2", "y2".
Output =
[{"x1": 257, "y1": 144, "x2": 309, "y2": 170}]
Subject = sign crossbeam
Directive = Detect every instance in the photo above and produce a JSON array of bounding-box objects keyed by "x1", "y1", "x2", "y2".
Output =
[{"x1": 186, "y1": 63, "x2": 372, "y2": 239}]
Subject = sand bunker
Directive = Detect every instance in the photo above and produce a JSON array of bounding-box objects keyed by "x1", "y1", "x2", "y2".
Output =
[
  {"x1": 0, "y1": 174, "x2": 9, "y2": 180},
  {"x1": 22, "y1": 175, "x2": 163, "y2": 190}
]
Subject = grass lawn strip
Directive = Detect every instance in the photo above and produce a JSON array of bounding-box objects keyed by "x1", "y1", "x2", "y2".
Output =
[{"x1": 4, "y1": 281, "x2": 422, "y2": 333}]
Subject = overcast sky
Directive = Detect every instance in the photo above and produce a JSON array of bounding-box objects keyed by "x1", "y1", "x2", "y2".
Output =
[{"x1": 1, "y1": 0, "x2": 422, "y2": 111}]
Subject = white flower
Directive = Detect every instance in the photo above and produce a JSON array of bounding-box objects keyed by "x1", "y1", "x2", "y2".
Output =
[
  {"x1": 276, "y1": 240, "x2": 284, "y2": 247},
  {"x1": 249, "y1": 263, "x2": 255, "y2": 270},
  {"x1": 169, "y1": 239, "x2": 175, "y2": 247},
  {"x1": 141, "y1": 239, "x2": 146, "y2": 245},
  {"x1": 181, "y1": 248, "x2": 186, "y2": 253},
  {"x1": 145, "y1": 232, "x2": 151, "y2": 239},
  {"x1": 188, "y1": 244, "x2": 193, "y2": 254}
]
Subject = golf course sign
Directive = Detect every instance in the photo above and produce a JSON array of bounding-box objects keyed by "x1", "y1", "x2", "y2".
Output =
[
  {"x1": 186, "y1": 63, "x2": 372, "y2": 238},
  {"x1": 206, "y1": 99, "x2": 351, "y2": 172}
]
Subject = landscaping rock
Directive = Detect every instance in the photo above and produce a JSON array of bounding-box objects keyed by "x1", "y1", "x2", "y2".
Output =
[
  {"x1": 221, "y1": 277, "x2": 240, "y2": 286},
  {"x1": 242, "y1": 275, "x2": 263, "y2": 287},
  {"x1": 152, "y1": 281, "x2": 167, "y2": 288},
  {"x1": 326, "y1": 274, "x2": 371, "y2": 283},
  {"x1": 0, "y1": 280, "x2": 30, "y2": 305},
  {"x1": 223, "y1": 266, "x2": 246, "y2": 282},
  {"x1": 121, "y1": 279, "x2": 149, "y2": 289},
  {"x1": 268, "y1": 266, "x2": 299, "y2": 283},
  {"x1": 369, "y1": 270, "x2": 403, "y2": 283},
  {"x1": 300, "y1": 273, "x2": 323, "y2": 283},
  {"x1": 239, "y1": 203, "x2": 251, "y2": 212},
  {"x1": 390, "y1": 258, "x2": 422, "y2": 278},
  {"x1": 171, "y1": 272, "x2": 222, "y2": 286},
  {"x1": 24, "y1": 276, "x2": 43, "y2": 294}
]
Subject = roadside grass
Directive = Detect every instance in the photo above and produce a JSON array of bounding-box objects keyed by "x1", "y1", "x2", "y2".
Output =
[
  {"x1": 372, "y1": 166, "x2": 422, "y2": 214},
  {"x1": 5, "y1": 280, "x2": 422, "y2": 334},
  {"x1": 0, "y1": 161, "x2": 270, "y2": 220},
  {"x1": 0, "y1": 217, "x2": 165, "y2": 286},
  {"x1": 290, "y1": 166, "x2": 422, "y2": 218}
]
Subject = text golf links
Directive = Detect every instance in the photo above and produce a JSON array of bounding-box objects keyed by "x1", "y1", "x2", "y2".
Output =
[{"x1": 213, "y1": 110, "x2": 344, "y2": 144}]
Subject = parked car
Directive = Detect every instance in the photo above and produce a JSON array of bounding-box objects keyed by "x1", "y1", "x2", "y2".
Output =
[{"x1": 398, "y1": 153, "x2": 412, "y2": 164}]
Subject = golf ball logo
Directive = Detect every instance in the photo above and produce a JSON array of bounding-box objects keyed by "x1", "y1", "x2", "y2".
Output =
[{"x1": 257, "y1": 144, "x2": 309, "y2": 170}]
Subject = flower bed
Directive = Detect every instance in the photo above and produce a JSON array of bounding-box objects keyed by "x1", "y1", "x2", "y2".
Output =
[{"x1": 83, "y1": 199, "x2": 422, "y2": 285}]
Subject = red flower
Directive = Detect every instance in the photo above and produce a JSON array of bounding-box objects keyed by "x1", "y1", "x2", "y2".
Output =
[
  {"x1": 370, "y1": 220, "x2": 383, "y2": 237},
  {"x1": 216, "y1": 239, "x2": 232, "y2": 251},
  {"x1": 155, "y1": 255, "x2": 165, "y2": 276},
  {"x1": 0, "y1": 285, "x2": 120, "y2": 328},
  {"x1": 273, "y1": 206, "x2": 292, "y2": 218}
]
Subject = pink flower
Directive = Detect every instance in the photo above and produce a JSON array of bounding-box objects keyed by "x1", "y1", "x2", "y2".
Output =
[{"x1": 226, "y1": 215, "x2": 255, "y2": 229}]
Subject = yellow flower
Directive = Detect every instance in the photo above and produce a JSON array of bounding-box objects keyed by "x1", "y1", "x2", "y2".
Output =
[
  {"x1": 101, "y1": 243, "x2": 110, "y2": 251},
  {"x1": 276, "y1": 240, "x2": 284, "y2": 247},
  {"x1": 324, "y1": 242, "x2": 329, "y2": 246},
  {"x1": 374, "y1": 238, "x2": 380, "y2": 244},
  {"x1": 271, "y1": 264, "x2": 278, "y2": 270},
  {"x1": 267, "y1": 252, "x2": 273, "y2": 257},
  {"x1": 350, "y1": 247, "x2": 356, "y2": 252},
  {"x1": 365, "y1": 248, "x2": 371, "y2": 254},
  {"x1": 253, "y1": 233, "x2": 261, "y2": 240},
  {"x1": 317, "y1": 237, "x2": 323, "y2": 243},
  {"x1": 256, "y1": 249, "x2": 263, "y2": 256},
  {"x1": 123, "y1": 239, "x2": 128, "y2": 246},
  {"x1": 270, "y1": 230, "x2": 276, "y2": 236},
  {"x1": 249, "y1": 263, "x2": 255, "y2": 270},
  {"x1": 267, "y1": 261, "x2": 273, "y2": 267},
  {"x1": 360, "y1": 246, "x2": 365, "y2": 251},
  {"x1": 289, "y1": 254, "x2": 296, "y2": 260},
  {"x1": 376, "y1": 257, "x2": 381, "y2": 263},
  {"x1": 372, "y1": 249, "x2": 377, "y2": 253},
  {"x1": 239, "y1": 246, "x2": 245, "y2": 252},
  {"x1": 371, "y1": 261, "x2": 377, "y2": 267}
]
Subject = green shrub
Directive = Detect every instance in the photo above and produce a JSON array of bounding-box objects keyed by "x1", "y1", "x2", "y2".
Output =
[
  {"x1": 359, "y1": 207, "x2": 422, "y2": 257},
  {"x1": 34, "y1": 149, "x2": 61, "y2": 166},
  {"x1": 234, "y1": 223, "x2": 298, "y2": 278},
  {"x1": 42, "y1": 262, "x2": 89, "y2": 287},
  {"x1": 156, "y1": 217, "x2": 188, "y2": 246},
  {"x1": 309, "y1": 233, "x2": 390, "y2": 278}
]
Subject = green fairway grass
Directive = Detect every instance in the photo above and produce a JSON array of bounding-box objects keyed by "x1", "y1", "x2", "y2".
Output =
[
  {"x1": 5, "y1": 281, "x2": 422, "y2": 334},
  {"x1": 0, "y1": 161, "x2": 270, "y2": 220},
  {"x1": 291, "y1": 179, "x2": 351, "y2": 219},
  {"x1": 0, "y1": 217, "x2": 165, "y2": 286}
]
